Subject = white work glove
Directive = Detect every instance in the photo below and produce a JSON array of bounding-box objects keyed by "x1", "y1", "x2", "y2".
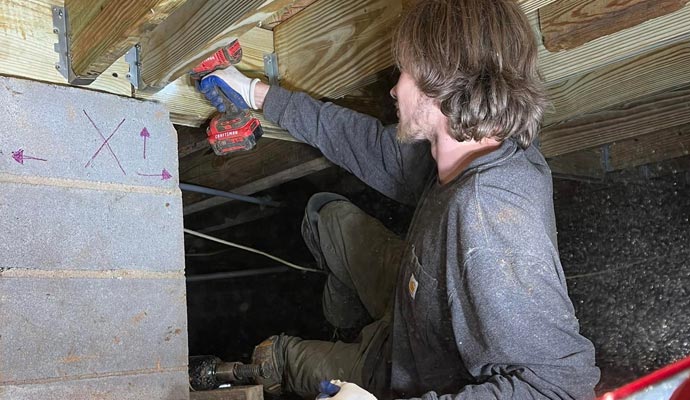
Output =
[
  {"x1": 198, "y1": 64, "x2": 261, "y2": 110},
  {"x1": 323, "y1": 380, "x2": 377, "y2": 400}
]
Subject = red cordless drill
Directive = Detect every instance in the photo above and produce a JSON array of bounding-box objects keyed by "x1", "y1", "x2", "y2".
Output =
[{"x1": 190, "y1": 40, "x2": 263, "y2": 155}]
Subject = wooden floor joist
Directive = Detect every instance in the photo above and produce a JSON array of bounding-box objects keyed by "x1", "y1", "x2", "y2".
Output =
[
  {"x1": 183, "y1": 157, "x2": 332, "y2": 215},
  {"x1": 519, "y1": 0, "x2": 559, "y2": 14},
  {"x1": 0, "y1": 0, "x2": 131, "y2": 95},
  {"x1": 273, "y1": 0, "x2": 557, "y2": 100},
  {"x1": 540, "y1": 0, "x2": 689, "y2": 52},
  {"x1": 545, "y1": 40, "x2": 690, "y2": 126},
  {"x1": 64, "y1": 0, "x2": 187, "y2": 81},
  {"x1": 609, "y1": 123, "x2": 690, "y2": 171},
  {"x1": 537, "y1": 3, "x2": 690, "y2": 82},
  {"x1": 547, "y1": 147, "x2": 605, "y2": 179},
  {"x1": 139, "y1": 0, "x2": 306, "y2": 90},
  {"x1": 180, "y1": 138, "x2": 328, "y2": 214},
  {"x1": 273, "y1": 0, "x2": 402, "y2": 99},
  {"x1": 546, "y1": 123, "x2": 690, "y2": 177},
  {"x1": 541, "y1": 87, "x2": 690, "y2": 158},
  {"x1": 261, "y1": 0, "x2": 319, "y2": 29}
]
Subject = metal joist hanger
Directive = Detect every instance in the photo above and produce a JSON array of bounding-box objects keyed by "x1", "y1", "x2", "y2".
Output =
[{"x1": 52, "y1": 6, "x2": 96, "y2": 86}]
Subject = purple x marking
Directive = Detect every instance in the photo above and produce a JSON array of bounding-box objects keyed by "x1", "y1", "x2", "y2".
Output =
[{"x1": 83, "y1": 110, "x2": 127, "y2": 175}]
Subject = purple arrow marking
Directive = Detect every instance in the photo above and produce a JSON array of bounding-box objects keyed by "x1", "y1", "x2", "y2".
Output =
[
  {"x1": 140, "y1": 127, "x2": 150, "y2": 159},
  {"x1": 12, "y1": 149, "x2": 47, "y2": 165},
  {"x1": 137, "y1": 168, "x2": 172, "y2": 181}
]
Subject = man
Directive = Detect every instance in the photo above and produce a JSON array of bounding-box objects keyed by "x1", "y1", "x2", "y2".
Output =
[{"x1": 199, "y1": 0, "x2": 600, "y2": 398}]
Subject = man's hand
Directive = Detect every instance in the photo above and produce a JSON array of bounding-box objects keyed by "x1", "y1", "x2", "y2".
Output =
[
  {"x1": 198, "y1": 65, "x2": 261, "y2": 112},
  {"x1": 318, "y1": 380, "x2": 377, "y2": 400}
]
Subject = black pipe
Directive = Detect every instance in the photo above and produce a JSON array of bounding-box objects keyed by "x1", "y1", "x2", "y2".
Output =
[{"x1": 179, "y1": 182, "x2": 282, "y2": 207}]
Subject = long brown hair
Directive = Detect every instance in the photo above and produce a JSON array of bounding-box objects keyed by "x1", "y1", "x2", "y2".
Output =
[{"x1": 393, "y1": 0, "x2": 549, "y2": 148}]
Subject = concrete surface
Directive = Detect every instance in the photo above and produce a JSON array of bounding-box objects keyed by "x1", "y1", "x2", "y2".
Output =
[{"x1": 0, "y1": 76, "x2": 188, "y2": 399}]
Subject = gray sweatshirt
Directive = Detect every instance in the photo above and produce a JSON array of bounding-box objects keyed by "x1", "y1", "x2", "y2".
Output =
[{"x1": 263, "y1": 86, "x2": 600, "y2": 400}]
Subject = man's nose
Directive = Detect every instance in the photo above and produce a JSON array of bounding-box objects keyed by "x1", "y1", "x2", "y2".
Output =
[{"x1": 390, "y1": 86, "x2": 397, "y2": 100}]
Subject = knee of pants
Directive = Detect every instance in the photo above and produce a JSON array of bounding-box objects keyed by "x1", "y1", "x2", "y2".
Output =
[
  {"x1": 301, "y1": 193, "x2": 350, "y2": 269},
  {"x1": 304, "y1": 193, "x2": 350, "y2": 235}
]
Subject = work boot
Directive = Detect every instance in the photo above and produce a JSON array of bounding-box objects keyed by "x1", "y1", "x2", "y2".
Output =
[
  {"x1": 301, "y1": 192, "x2": 349, "y2": 271},
  {"x1": 251, "y1": 335, "x2": 285, "y2": 395}
]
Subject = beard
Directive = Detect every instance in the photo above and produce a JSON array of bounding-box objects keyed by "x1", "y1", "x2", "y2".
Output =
[
  {"x1": 395, "y1": 102, "x2": 434, "y2": 144},
  {"x1": 396, "y1": 118, "x2": 422, "y2": 144}
]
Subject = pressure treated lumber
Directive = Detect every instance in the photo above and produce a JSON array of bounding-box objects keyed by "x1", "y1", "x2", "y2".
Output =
[
  {"x1": 545, "y1": 40, "x2": 690, "y2": 126},
  {"x1": 609, "y1": 123, "x2": 690, "y2": 171},
  {"x1": 519, "y1": 0, "x2": 558, "y2": 14},
  {"x1": 184, "y1": 157, "x2": 331, "y2": 215},
  {"x1": 262, "y1": 0, "x2": 318, "y2": 29},
  {"x1": 179, "y1": 137, "x2": 322, "y2": 192},
  {"x1": 65, "y1": 0, "x2": 187, "y2": 80},
  {"x1": 272, "y1": 0, "x2": 555, "y2": 98},
  {"x1": 537, "y1": 4, "x2": 690, "y2": 82},
  {"x1": 546, "y1": 123, "x2": 690, "y2": 176},
  {"x1": 180, "y1": 138, "x2": 329, "y2": 214},
  {"x1": 0, "y1": 0, "x2": 130, "y2": 95},
  {"x1": 273, "y1": 0, "x2": 402, "y2": 99},
  {"x1": 176, "y1": 116, "x2": 294, "y2": 159},
  {"x1": 540, "y1": 0, "x2": 688, "y2": 52},
  {"x1": 138, "y1": 27, "x2": 288, "y2": 136},
  {"x1": 140, "y1": 0, "x2": 303, "y2": 90},
  {"x1": 540, "y1": 87, "x2": 690, "y2": 158},
  {"x1": 547, "y1": 148, "x2": 605, "y2": 178}
]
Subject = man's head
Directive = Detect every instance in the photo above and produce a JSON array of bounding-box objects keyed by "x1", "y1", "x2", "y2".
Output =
[{"x1": 392, "y1": 0, "x2": 549, "y2": 148}]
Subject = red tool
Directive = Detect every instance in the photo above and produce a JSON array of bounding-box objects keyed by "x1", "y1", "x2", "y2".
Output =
[{"x1": 190, "y1": 40, "x2": 263, "y2": 155}]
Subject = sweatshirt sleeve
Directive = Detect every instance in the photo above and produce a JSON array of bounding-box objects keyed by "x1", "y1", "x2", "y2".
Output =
[
  {"x1": 263, "y1": 85, "x2": 434, "y2": 206},
  {"x1": 422, "y1": 249, "x2": 600, "y2": 400}
]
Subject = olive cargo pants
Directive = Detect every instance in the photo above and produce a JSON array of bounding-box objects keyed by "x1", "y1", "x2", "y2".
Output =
[{"x1": 279, "y1": 193, "x2": 404, "y2": 398}]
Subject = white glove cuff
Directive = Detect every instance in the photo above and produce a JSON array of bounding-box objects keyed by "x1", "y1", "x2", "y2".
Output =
[{"x1": 249, "y1": 78, "x2": 260, "y2": 110}]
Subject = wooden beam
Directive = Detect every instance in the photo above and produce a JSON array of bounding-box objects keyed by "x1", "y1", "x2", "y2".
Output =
[
  {"x1": 273, "y1": 0, "x2": 677, "y2": 100},
  {"x1": 150, "y1": 0, "x2": 554, "y2": 125},
  {"x1": 180, "y1": 138, "x2": 330, "y2": 214},
  {"x1": 547, "y1": 124, "x2": 690, "y2": 178},
  {"x1": 0, "y1": 0, "x2": 130, "y2": 95},
  {"x1": 65, "y1": 0, "x2": 187, "y2": 80},
  {"x1": 261, "y1": 0, "x2": 318, "y2": 30},
  {"x1": 524, "y1": 0, "x2": 559, "y2": 13},
  {"x1": 536, "y1": 4, "x2": 690, "y2": 82},
  {"x1": 137, "y1": 27, "x2": 292, "y2": 136},
  {"x1": 540, "y1": 0, "x2": 688, "y2": 52},
  {"x1": 609, "y1": 123, "x2": 690, "y2": 170},
  {"x1": 139, "y1": 0, "x2": 306, "y2": 90},
  {"x1": 176, "y1": 117, "x2": 295, "y2": 159},
  {"x1": 273, "y1": 0, "x2": 402, "y2": 99},
  {"x1": 545, "y1": 40, "x2": 690, "y2": 126},
  {"x1": 143, "y1": 74, "x2": 292, "y2": 138},
  {"x1": 546, "y1": 147, "x2": 605, "y2": 178},
  {"x1": 183, "y1": 157, "x2": 332, "y2": 215},
  {"x1": 541, "y1": 87, "x2": 690, "y2": 158}
]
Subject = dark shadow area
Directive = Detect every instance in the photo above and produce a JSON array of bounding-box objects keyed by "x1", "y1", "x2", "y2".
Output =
[{"x1": 184, "y1": 160, "x2": 690, "y2": 395}]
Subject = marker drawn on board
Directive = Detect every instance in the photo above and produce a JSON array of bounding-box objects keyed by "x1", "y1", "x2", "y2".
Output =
[
  {"x1": 140, "y1": 128, "x2": 150, "y2": 159},
  {"x1": 137, "y1": 168, "x2": 172, "y2": 181},
  {"x1": 83, "y1": 110, "x2": 126, "y2": 175},
  {"x1": 12, "y1": 149, "x2": 47, "y2": 164}
]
